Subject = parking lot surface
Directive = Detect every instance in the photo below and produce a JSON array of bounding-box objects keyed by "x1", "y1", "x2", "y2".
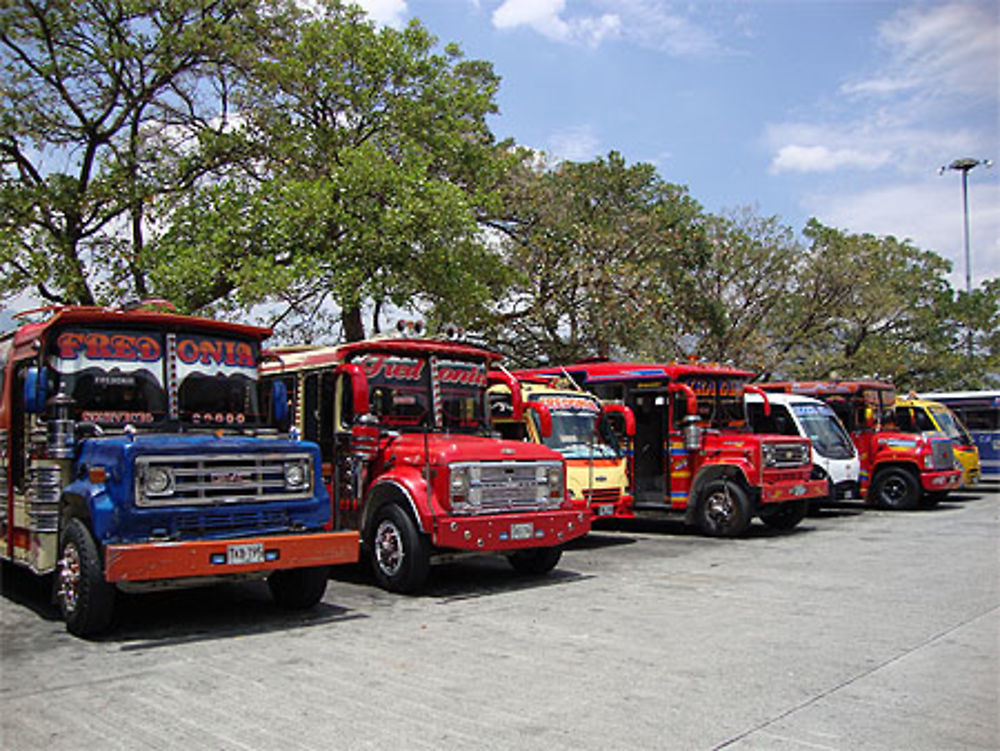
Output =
[{"x1": 2, "y1": 486, "x2": 998, "y2": 751}]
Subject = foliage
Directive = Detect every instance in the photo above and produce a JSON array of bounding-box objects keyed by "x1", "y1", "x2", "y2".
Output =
[
  {"x1": 480, "y1": 150, "x2": 708, "y2": 365},
  {"x1": 0, "y1": 0, "x2": 249, "y2": 305},
  {"x1": 149, "y1": 0, "x2": 509, "y2": 341}
]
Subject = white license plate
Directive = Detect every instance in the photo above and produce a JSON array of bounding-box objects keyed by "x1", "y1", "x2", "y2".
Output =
[
  {"x1": 843, "y1": 489, "x2": 853, "y2": 499},
  {"x1": 227, "y1": 542, "x2": 265, "y2": 565},
  {"x1": 596, "y1": 504, "x2": 614, "y2": 516},
  {"x1": 510, "y1": 522, "x2": 534, "y2": 540}
]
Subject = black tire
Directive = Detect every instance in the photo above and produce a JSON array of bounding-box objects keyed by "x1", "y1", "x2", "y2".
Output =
[
  {"x1": 368, "y1": 503, "x2": 430, "y2": 594},
  {"x1": 268, "y1": 566, "x2": 330, "y2": 609},
  {"x1": 759, "y1": 499, "x2": 809, "y2": 531},
  {"x1": 507, "y1": 546, "x2": 562, "y2": 575},
  {"x1": 870, "y1": 467, "x2": 920, "y2": 510},
  {"x1": 696, "y1": 479, "x2": 752, "y2": 537},
  {"x1": 57, "y1": 518, "x2": 115, "y2": 637}
]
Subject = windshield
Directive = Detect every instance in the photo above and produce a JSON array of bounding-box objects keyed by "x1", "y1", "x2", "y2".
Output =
[
  {"x1": 531, "y1": 394, "x2": 620, "y2": 460},
  {"x1": 792, "y1": 402, "x2": 855, "y2": 459},
  {"x1": 354, "y1": 352, "x2": 489, "y2": 434},
  {"x1": 929, "y1": 406, "x2": 972, "y2": 445},
  {"x1": 47, "y1": 327, "x2": 264, "y2": 428},
  {"x1": 680, "y1": 375, "x2": 749, "y2": 428}
]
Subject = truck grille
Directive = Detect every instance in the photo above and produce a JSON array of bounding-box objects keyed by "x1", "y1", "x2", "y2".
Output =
[
  {"x1": 763, "y1": 441, "x2": 811, "y2": 468},
  {"x1": 450, "y1": 461, "x2": 564, "y2": 515},
  {"x1": 135, "y1": 453, "x2": 314, "y2": 507},
  {"x1": 930, "y1": 437, "x2": 954, "y2": 471},
  {"x1": 174, "y1": 508, "x2": 291, "y2": 534},
  {"x1": 584, "y1": 488, "x2": 621, "y2": 503}
]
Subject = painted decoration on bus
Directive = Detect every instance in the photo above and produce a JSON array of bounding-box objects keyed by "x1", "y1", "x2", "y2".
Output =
[
  {"x1": 358, "y1": 354, "x2": 425, "y2": 383},
  {"x1": 436, "y1": 359, "x2": 487, "y2": 389},
  {"x1": 535, "y1": 395, "x2": 601, "y2": 413},
  {"x1": 682, "y1": 377, "x2": 746, "y2": 398},
  {"x1": 176, "y1": 335, "x2": 261, "y2": 426},
  {"x1": 49, "y1": 328, "x2": 167, "y2": 423}
]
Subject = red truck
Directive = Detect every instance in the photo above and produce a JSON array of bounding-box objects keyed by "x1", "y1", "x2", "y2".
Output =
[
  {"x1": 0, "y1": 304, "x2": 358, "y2": 636},
  {"x1": 523, "y1": 361, "x2": 827, "y2": 536},
  {"x1": 761, "y1": 381, "x2": 962, "y2": 509},
  {"x1": 261, "y1": 336, "x2": 589, "y2": 592}
]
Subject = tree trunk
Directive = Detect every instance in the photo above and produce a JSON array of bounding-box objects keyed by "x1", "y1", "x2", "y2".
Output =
[{"x1": 342, "y1": 306, "x2": 365, "y2": 342}]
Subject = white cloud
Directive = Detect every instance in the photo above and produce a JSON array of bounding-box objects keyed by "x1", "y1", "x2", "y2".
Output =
[
  {"x1": 547, "y1": 125, "x2": 602, "y2": 162},
  {"x1": 353, "y1": 0, "x2": 408, "y2": 27},
  {"x1": 771, "y1": 145, "x2": 891, "y2": 174},
  {"x1": 491, "y1": 0, "x2": 723, "y2": 55},
  {"x1": 492, "y1": 0, "x2": 619, "y2": 47}
]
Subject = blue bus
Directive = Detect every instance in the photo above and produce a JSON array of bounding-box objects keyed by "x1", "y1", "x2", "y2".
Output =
[{"x1": 921, "y1": 391, "x2": 1000, "y2": 481}]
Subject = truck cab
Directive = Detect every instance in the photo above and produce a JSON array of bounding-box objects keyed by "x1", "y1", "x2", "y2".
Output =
[
  {"x1": 263, "y1": 337, "x2": 589, "y2": 593},
  {"x1": 489, "y1": 374, "x2": 635, "y2": 521},
  {"x1": 745, "y1": 391, "x2": 861, "y2": 506},
  {"x1": 761, "y1": 381, "x2": 962, "y2": 509},
  {"x1": 894, "y1": 395, "x2": 980, "y2": 488},
  {"x1": 0, "y1": 304, "x2": 358, "y2": 636}
]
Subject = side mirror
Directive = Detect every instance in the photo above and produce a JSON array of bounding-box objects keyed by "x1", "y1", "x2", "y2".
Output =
[
  {"x1": 24, "y1": 366, "x2": 49, "y2": 414},
  {"x1": 271, "y1": 380, "x2": 289, "y2": 430},
  {"x1": 525, "y1": 402, "x2": 552, "y2": 438},
  {"x1": 602, "y1": 403, "x2": 635, "y2": 437},
  {"x1": 743, "y1": 385, "x2": 771, "y2": 417},
  {"x1": 337, "y1": 363, "x2": 371, "y2": 418},
  {"x1": 487, "y1": 370, "x2": 524, "y2": 421}
]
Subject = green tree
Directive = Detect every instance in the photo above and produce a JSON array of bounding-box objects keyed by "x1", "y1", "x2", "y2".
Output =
[
  {"x1": 0, "y1": 0, "x2": 249, "y2": 305},
  {"x1": 480, "y1": 150, "x2": 708, "y2": 365},
  {"x1": 151, "y1": 0, "x2": 509, "y2": 342}
]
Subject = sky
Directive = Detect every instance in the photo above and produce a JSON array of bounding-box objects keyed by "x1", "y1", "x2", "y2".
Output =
[{"x1": 357, "y1": 0, "x2": 1000, "y2": 290}]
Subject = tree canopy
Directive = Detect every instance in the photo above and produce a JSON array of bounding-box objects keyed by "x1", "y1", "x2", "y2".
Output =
[{"x1": 1, "y1": 1, "x2": 995, "y2": 387}]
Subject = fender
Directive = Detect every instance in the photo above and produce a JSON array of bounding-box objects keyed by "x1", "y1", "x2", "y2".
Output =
[
  {"x1": 363, "y1": 470, "x2": 429, "y2": 535},
  {"x1": 60, "y1": 481, "x2": 116, "y2": 542},
  {"x1": 685, "y1": 461, "x2": 753, "y2": 524}
]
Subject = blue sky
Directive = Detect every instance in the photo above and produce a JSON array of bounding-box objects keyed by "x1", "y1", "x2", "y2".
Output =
[{"x1": 358, "y1": 0, "x2": 999, "y2": 289}]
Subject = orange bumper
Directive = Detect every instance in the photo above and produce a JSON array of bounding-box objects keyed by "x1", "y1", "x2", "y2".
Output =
[
  {"x1": 104, "y1": 530, "x2": 359, "y2": 582},
  {"x1": 432, "y1": 509, "x2": 589, "y2": 551}
]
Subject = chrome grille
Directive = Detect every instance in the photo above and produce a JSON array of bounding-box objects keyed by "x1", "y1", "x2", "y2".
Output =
[
  {"x1": 930, "y1": 438, "x2": 954, "y2": 470},
  {"x1": 763, "y1": 441, "x2": 811, "y2": 468},
  {"x1": 451, "y1": 460, "x2": 564, "y2": 515},
  {"x1": 135, "y1": 453, "x2": 314, "y2": 507}
]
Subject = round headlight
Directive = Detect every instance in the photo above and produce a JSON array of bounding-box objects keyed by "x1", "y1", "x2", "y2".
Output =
[
  {"x1": 284, "y1": 462, "x2": 307, "y2": 488},
  {"x1": 145, "y1": 466, "x2": 174, "y2": 495}
]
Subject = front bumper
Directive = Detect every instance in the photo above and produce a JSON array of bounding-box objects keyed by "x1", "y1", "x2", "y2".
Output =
[
  {"x1": 590, "y1": 493, "x2": 634, "y2": 521},
  {"x1": 919, "y1": 468, "x2": 962, "y2": 493},
  {"x1": 432, "y1": 509, "x2": 590, "y2": 551},
  {"x1": 760, "y1": 477, "x2": 828, "y2": 505},
  {"x1": 104, "y1": 530, "x2": 360, "y2": 582}
]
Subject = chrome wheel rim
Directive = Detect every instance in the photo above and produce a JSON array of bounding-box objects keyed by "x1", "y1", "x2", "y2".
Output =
[
  {"x1": 58, "y1": 543, "x2": 81, "y2": 614},
  {"x1": 374, "y1": 519, "x2": 404, "y2": 577},
  {"x1": 706, "y1": 490, "x2": 735, "y2": 527}
]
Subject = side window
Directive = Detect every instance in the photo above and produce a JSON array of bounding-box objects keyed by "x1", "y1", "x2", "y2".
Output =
[
  {"x1": 894, "y1": 408, "x2": 914, "y2": 432},
  {"x1": 772, "y1": 406, "x2": 798, "y2": 436},
  {"x1": 303, "y1": 373, "x2": 320, "y2": 442},
  {"x1": 318, "y1": 372, "x2": 335, "y2": 463},
  {"x1": 914, "y1": 409, "x2": 936, "y2": 432}
]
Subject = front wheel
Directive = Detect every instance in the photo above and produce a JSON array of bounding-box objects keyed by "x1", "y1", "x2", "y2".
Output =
[
  {"x1": 368, "y1": 503, "x2": 430, "y2": 594},
  {"x1": 57, "y1": 518, "x2": 116, "y2": 637},
  {"x1": 759, "y1": 499, "x2": 808, "y2": 531},
  {"x1": 696, "y1": 479, "x2": 751, "y2": 537},
  {"x1": 870, "y1": 467, "x2": 920, "y2": 510},
  {"x1": 507, "y1": 546, "x2": 562, "y2": 575},
  {"x1": 268, "y1": 566, "x2": 330, "y2": 609}
]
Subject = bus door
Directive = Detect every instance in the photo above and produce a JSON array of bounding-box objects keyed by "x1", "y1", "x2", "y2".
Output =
[{"x1": 629, "y1": 388, "x2": 669, "y2": 508}]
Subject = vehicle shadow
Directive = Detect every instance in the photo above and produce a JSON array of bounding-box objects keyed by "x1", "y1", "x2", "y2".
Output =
[{"x1": 1, "y1": 562, "x2": 365, "y2": 649}]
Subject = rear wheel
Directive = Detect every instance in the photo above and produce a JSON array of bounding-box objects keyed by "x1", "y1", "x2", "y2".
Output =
[
  {"x1": 696, "y1": 480, "x2": 751, "y2": 537},
  {"x1": 759, "y1": 499, "x2": 808, "y2": 531},
  {"x1": 870, "y1": 467, "x2": 920, "y2": 510},
  {"x1": 57, "y1": 518, "x2": 115, "y2": 637},
  {"x1": 368, "y1": 503, "x2": 430, "y2": 594},
  {"x1": 507, "y1": 546, "x2": 562, "y2": 575},
  {"x1": 268, "y1": 566, "x2": 330, "y2": 609}
]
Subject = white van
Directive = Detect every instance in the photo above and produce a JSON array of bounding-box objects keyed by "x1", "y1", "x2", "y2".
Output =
[{"x1": 746, "y1": 391, "x2": 861, "y2": 505}]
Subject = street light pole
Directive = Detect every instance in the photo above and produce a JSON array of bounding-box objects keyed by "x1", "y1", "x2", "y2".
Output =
[
  {"x1": 939, "y1": 157, "x2": 993, "y2": 295},
  {"x1": 939, "y1": 157, "x2": 992, "y2": 360}
]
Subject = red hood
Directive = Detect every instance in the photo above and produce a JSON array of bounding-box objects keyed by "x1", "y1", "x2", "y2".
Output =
[{"x1": 381, "y1": 432, "x2": 564, "y2": 466}]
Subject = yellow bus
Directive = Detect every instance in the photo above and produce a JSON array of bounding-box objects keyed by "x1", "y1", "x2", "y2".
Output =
[{"x1": 894, "y1": 395, "x2": 980, "y2": 488}]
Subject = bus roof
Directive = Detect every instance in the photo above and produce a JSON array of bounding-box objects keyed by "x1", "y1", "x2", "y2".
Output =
[
  {"x1": 263, "y1": 337, "x2": 501, "y2": 373},
  {"x1": 761, "y1": 380, "x2": 894, "y2": 396},
  {"x1": 527, "y1": 360, "x2": 755, "y2": 383},
  {"x1": 2, "y1": 305, "x2": 272, "y2": 359}
]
